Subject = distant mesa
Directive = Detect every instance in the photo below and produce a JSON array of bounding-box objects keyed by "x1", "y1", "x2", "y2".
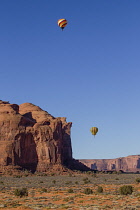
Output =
[
  {"x1": 79, "y1": 155, "x2": 140, "y2": 173},
  {"x1": 0, "y1": 100, "x2": 89, "y2": 173}
]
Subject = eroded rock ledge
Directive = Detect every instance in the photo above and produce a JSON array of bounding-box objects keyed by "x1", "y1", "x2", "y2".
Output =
[{"x1": 0, "y1": 100, "x2": 74, "y2": 172}]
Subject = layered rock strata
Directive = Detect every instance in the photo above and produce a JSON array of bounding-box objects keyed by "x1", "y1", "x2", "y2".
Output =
[
  {"x1": 79, "y1": 155, "x2": 140, "y2": 172},
  {"x1": 0, "y1": 100, "x2": 73, "y2": 172}
]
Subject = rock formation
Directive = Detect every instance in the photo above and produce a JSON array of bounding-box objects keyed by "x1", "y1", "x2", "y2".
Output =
[
  {"x1": 79, "y1": 155, "x2": 140, "y2": 172},
  {"x1": 0, "y1": 100, "x2": 74, "y2": 172}
]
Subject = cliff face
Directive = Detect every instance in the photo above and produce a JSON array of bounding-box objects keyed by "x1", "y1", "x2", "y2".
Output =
[
  {"x1": 0, "y1": 100, "x2": 72, "y2": 172},
  {"x1": 79, "y1": 155, "x2": 140, "y2": 172}
]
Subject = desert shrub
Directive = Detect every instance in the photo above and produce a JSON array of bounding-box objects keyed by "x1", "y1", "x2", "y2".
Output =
[
  {"x1": 97, "y1": 186, "x2": 103, "y2": 193},
  {"x1": 8, "y1": 201, "x2": 21, "y2": 208},
  {"x1": 63, "y1": 196, "x2": 74, "y2": 202},
  {"x1": 67, "y1": 188, "x2": 74, "y2": 193},
  {"x1": 24, "y1": 174, "x2": 29, "y2": 177},
  {"x1": 119, "y1": 185, "x2": 133, "y2": 195},
  {"x1": 52, "y1": 180, "x2": 56, "y2": 184},
  {"x1": 83, "y1": 188, "x2": 93, "y2": 195},
  {"x1": 84, "y1": 180, "x2": 91, "y2": 184},
  {"x1": 135, "y1": 178, "x2": 140, "y2": 184},
  {"x1": 0, "y1": 181, "x2": 4, "y2": 185},
  {"x1": 51, "y1": 173, "x2": 55, "y2": 176},
  {"x1": 92, "y1": 173, "x2": 97, "y2": 178},
  {"x1": 23, "y1": 169, "x2": 31, "y2": 177},
  {"x1": 112, "y1": 171, "x2": 118, "y2": 174},
  {"x1": 13, "y1": 175, "x2": 22, "y2": 178},
  {"x1": 83, "y1": 177, "x2": 91, "y2": 184},
  {"x1": 65, "y1": 181, "x2": 72, "y2": 185},
  {"x1": 117, "y1": 170, "x2": 123, "y2": 174},
  {"x1": 78, "y1": 200, "x2": 84, "y2": 203},
  {"x1": 41, "y1": 188, "x2": 47, "y2": 192},
  {"x1": 8, "y1": 171, "x2": 13, "y2": 175},
  {"x1": 43, "y1": 173, "x2": 48, "y2": 176},
  {"x1": 83, "y1": 177, "x2": 88, "y2": 181},
  {"x1": 14, "y1": 188, "x2": 28, "y2": 197},
  {"x1": 86, "y1": 171, "x2": 92, "y2": 175},
  {"x1": 27, "y1": 181, "x2": 31, "y2": 184}
]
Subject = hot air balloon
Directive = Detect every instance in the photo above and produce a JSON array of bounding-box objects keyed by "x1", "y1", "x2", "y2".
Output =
[
  {"x1": 57, "y1": 19, "x2": 68, "y2": 30},
  {"x1": 90, "y1": 127, "x2": 98, "y2": 136}
]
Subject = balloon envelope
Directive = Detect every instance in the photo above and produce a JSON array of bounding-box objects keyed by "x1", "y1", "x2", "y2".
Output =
[
  {"x1": 57, "y1": 19, "x2": 68, "y2": 30},
  {"x1": 90, "y1": 127, "x2": 98, "y2": 136}
]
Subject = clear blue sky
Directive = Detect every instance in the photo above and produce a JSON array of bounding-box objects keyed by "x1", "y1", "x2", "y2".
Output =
[{"x1": 0, "y1": 0, "x2": 140, "y2": 159}]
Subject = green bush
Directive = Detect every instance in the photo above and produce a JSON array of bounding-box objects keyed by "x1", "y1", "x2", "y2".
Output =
[
  {"x1": 119, "y1": 185, "x2": 133, "y2": 195},
  {"x1": 135, "y1": 178, "x2": 140, "y2": 183},
  {"x1": 83, "y1": 177, "x2": 88, "y2": 181},
  {"x1": 0, "y1": 181, "x2": 4, "y2": 185},
  {"x1": 65, "y1": 181, "x2": 72, "y2": 185},
  {"x1": 92, "y1": 173, "x2": 97, "y2": 178},
  {"x1": 41, "y1": 188, "x2": 47, "y2": 192},
  {"x1": 67, "y1": 188, "x2": 74, "y2": 193},
  {"x1": 51, "y1": 173, "x2": 55, "y2": 176},
  {"x1": 84, "y1": 180, "x2": 91, "y2": 184},
  {"x1": 13, "y1": 175, "x2": 22, "y2": 178},
  {"x1": 117, "y1": 170, "x2": 123, "y2": 174},
  {"x1": 52, "y1": 180, "x2": 56, "y2": 184},
  {"x1": 83, "y1": 177, "x2": 91, "y2": 184},
  {"x1": 86, "y1": 171, "x2": 92, "y2": 175},
  {"x1": 83, "y1": 188, "x2": 93, "y2": 195},
  {"x1": 14, "y1": 188, "x2": 28, "y2": 197},
  {"x1": 97, "y1": 186, "x2": 103, "y2": 193},
  {"x1": 112, "y1": 171, "x2": 118, "y2": 174}
]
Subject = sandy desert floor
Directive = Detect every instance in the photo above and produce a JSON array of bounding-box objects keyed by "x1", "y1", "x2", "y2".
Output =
[{"x1": 0, "y1": 172, "x2": 140, "y2": 210}]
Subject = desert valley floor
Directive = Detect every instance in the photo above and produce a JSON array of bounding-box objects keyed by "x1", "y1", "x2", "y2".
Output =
[{"x1": 0, "y1": 172, "x2": 140, "y2": 210}]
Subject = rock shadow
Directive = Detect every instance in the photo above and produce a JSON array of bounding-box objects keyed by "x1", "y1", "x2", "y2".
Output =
[
  {"x1": 14, "y1": 132, "x2": 38, "y2": 172},
  {"x1": 22, "y1": 112, "x2": 36, "y2": 123}
]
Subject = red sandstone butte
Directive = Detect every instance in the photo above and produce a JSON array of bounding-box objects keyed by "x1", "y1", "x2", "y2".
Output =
[{"x1": 0, "y1": 100, "x2": 73, "y2": 172}]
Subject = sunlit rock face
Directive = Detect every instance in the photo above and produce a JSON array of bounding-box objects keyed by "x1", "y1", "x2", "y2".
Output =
[
  {"x1": 79, "y1": 155, "x2": 140, "y2": 172},
  {"x1": 0, "y1": 100, "x2": 72, "y2": 172}
]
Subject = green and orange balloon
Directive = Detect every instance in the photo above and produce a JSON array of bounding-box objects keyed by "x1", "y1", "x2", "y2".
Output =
[{"x1": 90, "y1": 127, "x2": 98, "y2": 136}]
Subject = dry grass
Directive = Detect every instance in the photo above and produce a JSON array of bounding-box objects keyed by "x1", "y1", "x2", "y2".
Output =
[{"x1": 0, "y1": 172, "x2": 140, "y2": 209}]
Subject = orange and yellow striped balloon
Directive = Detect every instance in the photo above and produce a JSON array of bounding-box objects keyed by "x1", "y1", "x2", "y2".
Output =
[{"x1": 57, "y1": 19, "x2": 68, "y2": 30}]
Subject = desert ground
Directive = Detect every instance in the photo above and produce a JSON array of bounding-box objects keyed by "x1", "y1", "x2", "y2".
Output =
[{"x1": 0, "y1": 171, "x2": 140, "y2": 210}]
